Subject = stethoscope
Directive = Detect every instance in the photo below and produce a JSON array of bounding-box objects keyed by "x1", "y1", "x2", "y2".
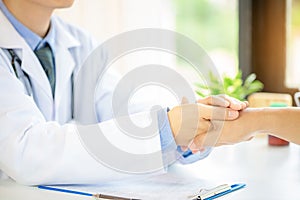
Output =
[
  {"x1": 7, "y1": 49, "x2": 75, "y2": 118},
  {"x1": 7, "y1": 49, "x2": 33, "y2": 96}
]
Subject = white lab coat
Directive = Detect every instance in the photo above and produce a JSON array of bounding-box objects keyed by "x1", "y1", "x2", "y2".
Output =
[{"x1": 0, "y1": 10, "x2": 165, "y2": 185}]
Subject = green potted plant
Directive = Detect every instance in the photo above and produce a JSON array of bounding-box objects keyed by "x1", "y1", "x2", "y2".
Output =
[{"x1": 195, "y1": 70, "x2": 264, "y2": 101}]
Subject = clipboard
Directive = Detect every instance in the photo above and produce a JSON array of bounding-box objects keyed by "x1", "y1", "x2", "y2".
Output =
[
  {"x1": 38, "y1": 183, "x2": 245, "y2": 200},
  {"x1": 189, "y1": 183, "x2": 246, "y2": 200}
]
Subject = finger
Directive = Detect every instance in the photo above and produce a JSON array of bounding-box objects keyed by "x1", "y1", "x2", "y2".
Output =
[
  {"x1": 189, "y1": 141, "x2": 206, "y2": 154},
  {"x1": 244, "y1": 101, "x2": 249, "y2": 108},
  {"x1": 189, "y1": 146, "x2": 206, "y2": 153},
  {"x1": 198, "y1": 104, "x2": 239, "y2": 120},
  {"x1": 217, "y1": 94, "x2": 247, "y2": 110},
  {"x1": 197, "y1": 95, "x2": 230, "y2": 108},
  {"x1": 192, "y1": 149, "x2": 200, "y2": 154},
  {"x1": 190, "y1": 143, "x2": 200, "y2": 154},
  {"x1": 180, "y1": 146, "x2": 189, "y2": 151},
  {"x1": 215, "y1": 142, "x2": 231, "y2": 147},
  {"x1": 247, "y1": 136, "x2": 254, "y2": 141}
]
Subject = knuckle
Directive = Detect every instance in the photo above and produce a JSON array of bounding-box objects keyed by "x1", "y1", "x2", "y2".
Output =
[{"x1": 205, "y1": 95, "x2": 213, "y2": 101}]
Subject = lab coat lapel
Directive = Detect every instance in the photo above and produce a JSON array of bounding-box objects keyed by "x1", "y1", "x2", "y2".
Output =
[
  {"x1": 0, "y1": 10, "x2": 53, "y2": 118},
  {"x1": 0, "y1": 10, "x2": 53, "y2": 98},
  {"x1": 0, "y1": 11, "x2": 81, "y2": 120},
  {"x1": 51, "y1": 17, "x2": 80, "y2": 115},
  {"x1": 54, "y1": 47, "x2": 75, "y2": 106}
]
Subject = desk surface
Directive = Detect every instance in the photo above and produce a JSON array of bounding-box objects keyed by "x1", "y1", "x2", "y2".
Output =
[
  {"x1": 1, "y1": 136, "x2": 299, "y2": 200},
  {"x1": 182, "y1": 136, "x2": 300, "y2": 199}
]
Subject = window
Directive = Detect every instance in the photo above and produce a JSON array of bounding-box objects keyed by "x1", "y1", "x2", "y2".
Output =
[
  {"x1": 174, "y1": 0, "x2": 239, "y2": 78},
  {"x1": 286, "y1": 0, "x2": 300, "y2": 88},
  {"x1": 57, "y1": 0, "x2": 238, "y2": 79}
]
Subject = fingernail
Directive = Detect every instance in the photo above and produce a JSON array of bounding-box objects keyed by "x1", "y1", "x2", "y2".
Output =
[
  {"x1": 228, "y1": 110, "x2": 238, "y2": 119},
  {"x1": 189, "y1": 142, "x2": 198, "y2": 151},
  {"x1": 181, "y1": 146, "x2": 188, "y2": 151},
  {"x1": 191, "y1": 149, "x2": 199, "y2": 154},
  {"x1": 234, "y1": 101, "x2": 242, "y2": 110},
  {"x1": 224, "y1": 101, "x2": 230, "y2": 107}
]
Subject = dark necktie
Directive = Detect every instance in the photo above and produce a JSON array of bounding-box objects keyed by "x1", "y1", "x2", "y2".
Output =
[{"x1": 34, "y1": 44, "x2": 56, "y2": 98}]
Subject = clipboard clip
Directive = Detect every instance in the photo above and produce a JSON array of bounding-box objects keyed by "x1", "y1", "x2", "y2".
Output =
[{"x1": 188, "y1": 183, "x2": 246, "y2": 200}]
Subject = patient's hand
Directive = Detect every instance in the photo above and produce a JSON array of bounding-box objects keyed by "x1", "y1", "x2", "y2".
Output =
[
  {"x1": 191, "y1": 108, "x2": 256, "y2": 148},
  {"x1": 167, "y1": 95, "x2": 248, "y2": 150},
  {"x1": 213, "y1": 109, "x2": 256, "y2": 146}
]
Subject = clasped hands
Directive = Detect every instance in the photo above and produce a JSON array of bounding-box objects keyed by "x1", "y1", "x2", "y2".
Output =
[{"x1": 167, "y1": 95, "x2": 250, "y2": 153}]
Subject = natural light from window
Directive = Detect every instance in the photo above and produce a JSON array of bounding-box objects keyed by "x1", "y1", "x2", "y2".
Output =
[
  {"x1": 173, "y1": 0, "x2": 238, "y2": 82},
  {"x1": 286, "y1": 0, "x2": 300, "y2": 88}
]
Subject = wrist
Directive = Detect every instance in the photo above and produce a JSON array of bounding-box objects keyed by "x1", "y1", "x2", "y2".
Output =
[
  {"x1": 219, "y1": 108, "x2": 266, "y2": 144},
  {"x1": 239, "y1": 108, "x2": 266, "y2": 135}
]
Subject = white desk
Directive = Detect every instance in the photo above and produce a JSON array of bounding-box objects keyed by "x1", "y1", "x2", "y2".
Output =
[
  {"x1": 180, "y1": 136, "x2": 300, "y2": 199},
  {"x1": 1, "y1": 136, "x2": 300, "y2": 200}
]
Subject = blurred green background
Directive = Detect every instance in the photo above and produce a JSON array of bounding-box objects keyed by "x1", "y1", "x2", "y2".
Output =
[{"x1": 173, "y1": 0, "x2": 238, "y2": 78}]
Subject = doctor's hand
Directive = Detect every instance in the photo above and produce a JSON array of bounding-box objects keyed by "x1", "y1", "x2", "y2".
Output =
[
  {"x1": 197, "y1": 94, "x2": 248, "y2": 111},
  {"x1": 167, "y1": 95, "x2": 248, "y2": 148}
]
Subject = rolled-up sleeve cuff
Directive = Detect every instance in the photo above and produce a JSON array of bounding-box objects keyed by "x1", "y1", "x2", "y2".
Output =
[
  {"x1": 157, "y1": 108, "x2": 178, "y2": 170},
  {"x1": 157, "y1": 108, "x2": 212, "y2": 168},
  {"x1": 176, "y1": 146, "x2": 212, "y2": 164}
]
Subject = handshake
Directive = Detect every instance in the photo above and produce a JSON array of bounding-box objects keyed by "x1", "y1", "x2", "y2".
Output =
[{"x1": 167, "y1": 95, "x2": 252, "y2": 152}]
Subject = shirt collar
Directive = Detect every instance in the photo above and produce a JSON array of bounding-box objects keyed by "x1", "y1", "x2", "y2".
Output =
[
  {"x1": 37, "y1": 23, "x2": 56, "y2": 53},
  {"x1": 0, "y1": 0, "x2": 56, "y2": 53}
]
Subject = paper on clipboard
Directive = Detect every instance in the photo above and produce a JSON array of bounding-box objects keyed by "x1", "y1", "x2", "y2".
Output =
[{"x1": 52, "y1": 173, "x2": 212, "y2": 200}]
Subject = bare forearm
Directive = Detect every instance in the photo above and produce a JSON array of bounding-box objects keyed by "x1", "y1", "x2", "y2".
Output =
[
  {"x1": 224, "y1": 107, "x2": 300, "y2": 145},
  {"x1": 252, "y1": 107, "x2": 300, "y2": 144}
]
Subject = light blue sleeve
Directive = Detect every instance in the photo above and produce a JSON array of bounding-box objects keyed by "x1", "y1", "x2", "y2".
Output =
[
  {"x1": 157, "y1": 108, "x2": 212, "y2": 168},
  {"x1": 176, "y1": 146, "x2": 212, "y2": 164}
]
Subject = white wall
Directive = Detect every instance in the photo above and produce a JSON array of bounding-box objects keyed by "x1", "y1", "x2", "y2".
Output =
[
  {"x1": 55, "y1": 0, "x2": 175, "y2": 41},
  {"x1": 55, "y1": 0, "x2": 180, "y2": 108}
]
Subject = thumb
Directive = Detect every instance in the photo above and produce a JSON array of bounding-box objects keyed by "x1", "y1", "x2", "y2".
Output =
[{"x1": 181, "y1": 96, "x2": 189, "y2": 104}]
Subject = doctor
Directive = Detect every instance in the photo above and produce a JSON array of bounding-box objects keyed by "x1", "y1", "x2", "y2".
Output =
[{"x1": 0, "y1": 0, "x2": 247, "y2": 185}]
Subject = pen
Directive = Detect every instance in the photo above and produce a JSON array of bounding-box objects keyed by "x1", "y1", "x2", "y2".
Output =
[
  {"x1": 93, "y1": 193, "x2": 141, "y2": 200},
  {"x1": 38, "y1": 185, "x2": 141, "y2": 200},
  {"x1": 200, "y1": 183, "x2": 246, "y2": 200}
]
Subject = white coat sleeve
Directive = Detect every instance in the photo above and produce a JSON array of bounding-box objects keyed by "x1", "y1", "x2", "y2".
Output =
[{"x1": 0, "y1": 67, "x2": 165, "y2": 185}]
